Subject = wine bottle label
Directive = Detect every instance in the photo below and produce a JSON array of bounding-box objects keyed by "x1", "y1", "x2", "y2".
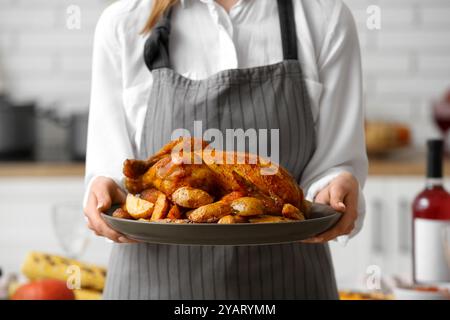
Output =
[{"x1": 414, "y1": 218, "x2": 450, "y2": 283}]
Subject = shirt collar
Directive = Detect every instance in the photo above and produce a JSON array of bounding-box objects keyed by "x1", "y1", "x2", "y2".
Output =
[{"x1": 180, "y1": 0, "x2": 215, "y2": 9}]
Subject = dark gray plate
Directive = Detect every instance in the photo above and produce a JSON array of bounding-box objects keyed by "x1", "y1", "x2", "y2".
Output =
[{"x1": 102, "y1": 203, "x2": 341, "y2": 246}]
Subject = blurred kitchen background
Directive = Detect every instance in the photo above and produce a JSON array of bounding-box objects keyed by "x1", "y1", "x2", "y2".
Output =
[{"x1": 0, "y1": 0, "x2": 449, "y2": 298}]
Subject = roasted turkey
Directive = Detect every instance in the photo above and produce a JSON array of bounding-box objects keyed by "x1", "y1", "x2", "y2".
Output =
[{"x1": 120, "y1": 138, "x2": 309, "y2": 223}]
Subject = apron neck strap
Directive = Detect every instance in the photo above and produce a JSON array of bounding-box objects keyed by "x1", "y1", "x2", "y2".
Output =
[
  {"x1": 144, "y1": 0, "x2": 298, "y2": 71},
  {"x1": 277, "y1": 0, "x2": 298, "y2": 60},
  {"x1": 143, "y1": 7, "x2": 173, "y2": 71}
]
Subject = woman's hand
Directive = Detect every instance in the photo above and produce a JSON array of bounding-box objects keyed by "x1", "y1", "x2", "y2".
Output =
[
  {"x1": 303, "y1": 172, "x2": 359, "y2": 243},
  {"x1": 84, "y1": 176, "x2": 136, "y2": 243}
]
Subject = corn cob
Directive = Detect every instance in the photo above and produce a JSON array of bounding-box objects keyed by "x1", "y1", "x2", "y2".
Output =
[{"x1": 21, "y1": 252, "x2": 106, "y2": 292}]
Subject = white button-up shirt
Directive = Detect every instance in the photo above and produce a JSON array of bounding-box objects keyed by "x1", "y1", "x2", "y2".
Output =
[{"x1": 85, "y1": 0, "x2": 368, "y2": 237}]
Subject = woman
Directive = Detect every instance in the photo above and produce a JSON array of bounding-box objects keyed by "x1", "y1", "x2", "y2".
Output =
[{"x1": 84, "y1": 0, "x2": 368, "y2": 299}]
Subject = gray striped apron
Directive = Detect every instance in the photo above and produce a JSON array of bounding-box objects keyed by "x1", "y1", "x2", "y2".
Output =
[{"x1": 103, "y1": 0, "x2": 338, "y2": 300}]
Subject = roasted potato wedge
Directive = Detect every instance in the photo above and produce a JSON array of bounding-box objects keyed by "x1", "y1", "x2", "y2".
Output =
[
  {"x1": 151, "y1": 193, "x2": 170, "y2": 220},
  {"x1": 140, "y1": 188, "x2": 162, "y2": 203},
  {"x1": 248, "y1": 215, "x2": 289, "y2": 223},
  {"x1": 112, "y1": 207, "x2": 133, "y2": 220},
  {"x1": 230, "y1": 197, "x2": 264, "y2": 216},
  {"x1": 220, "y1": 191, "x2": 246, "y2": 204},
  {"x1": 186, "y1": 201, "x2": 232, "y2": 223},
  {"x1": 218, "y1": 214, "x2": 249, "y2": 224},
  {"x1": 234, "y1": 215, "x2": 249, "y2": 223},
  {"x1": 126, "y1": 194, "x2": 154, "y2": 219},
  {"x1": 172, "y1": 186, "x2": 214, "y2": 208},
  {"x1": 217, "y1": 215, "x2": 235, "y2": 224},
  {"x1": 167, "y1": 204, "x2": 182, "y2": 219},
  {"x1": 282, "y1": 204, "x2": 305, "y2": 221}
]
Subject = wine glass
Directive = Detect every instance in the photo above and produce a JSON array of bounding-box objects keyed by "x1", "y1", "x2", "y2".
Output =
[
  {"x1": 432, "y1": 91, "x2": 450, "y2": 155},
  {"x1": 52, "y1": 202, "x2": 90, "y2": 259}
]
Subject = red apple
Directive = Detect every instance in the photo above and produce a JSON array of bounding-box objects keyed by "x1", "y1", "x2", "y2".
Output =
[{"x1": 11, "y1": 279, "x2": 75, "y2": 300}]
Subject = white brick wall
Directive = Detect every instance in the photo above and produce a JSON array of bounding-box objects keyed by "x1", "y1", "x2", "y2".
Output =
[
  {"x1": 344, "y1": 0, "x2": 450, "y2": 146},
  {"x1": 0, "y1": 0, "x2": 112, "y2": 111},
  {"x1": 0, "y1": 0, "x2": 449, "y2": 146}
]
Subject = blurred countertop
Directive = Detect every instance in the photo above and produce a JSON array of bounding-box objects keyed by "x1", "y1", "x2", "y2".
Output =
[
  {"x1": 0, "y1": 162, "x2": 85, "y2": 177},
  {"x1": 368, "y1": 148, "x2": 450, "y2": 176},
  {"x1": 0, "y1": 149, "x2": 449, "y2": 177}
]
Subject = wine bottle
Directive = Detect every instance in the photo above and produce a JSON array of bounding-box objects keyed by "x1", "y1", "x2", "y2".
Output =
[{"x1": 412, "y1": 139, "x2": 450, "y2": 284}]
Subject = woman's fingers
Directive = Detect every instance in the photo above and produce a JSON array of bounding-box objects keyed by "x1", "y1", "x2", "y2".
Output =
[
  {"x1": 85, "y1": 192, "x2": 121, "y2": 240},
  {"x1": 112, "y1": 185, "x2": 127, "y2": 205},
  {"x1": 95, "y1": 188, "x2": 112, "y2": 211},
  {"x1": 329, "y1": 183, "x2": 347, "y2": 212},
  {"x1": 87, "y1": 205, "x2": 136, "y2": 243},
  {"x1": 314, "y1": 188, "x2": 330, "y2": 205},
  {"x1": 310, "y1": 208, "x2": 356, "y2": 242},
  {"x1": 84, "y1": 188, "x2": 137, "y2": 243},
  {"x1": 302, "y1": 214, "x2": 354, "y2": 243},
  {"x1": 310, "y1": 189, "x2": 358, "y2": 242},
  {"x1": 105, "y1": 186, "x2": 138, "y2": 243},
  {"x1": 302, "y1": 172, "x2": 359, "y2": 243}
]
